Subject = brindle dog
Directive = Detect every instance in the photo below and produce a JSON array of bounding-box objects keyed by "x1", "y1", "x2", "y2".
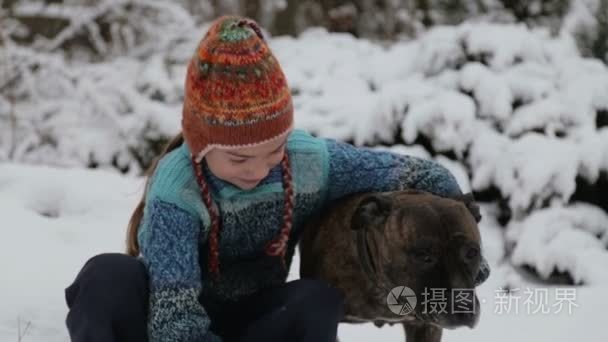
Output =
[{"x1": 299, "y1": 190, "x2": 483, "y2": 342}]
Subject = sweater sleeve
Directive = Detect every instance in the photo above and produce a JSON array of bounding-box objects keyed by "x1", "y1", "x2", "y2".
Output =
[
  {"x1": 138, "y1": 198, "x2": 221, "y2": 342},
  {"x1": 323, "y1": 138, "x2": 463, "y2": 201}
]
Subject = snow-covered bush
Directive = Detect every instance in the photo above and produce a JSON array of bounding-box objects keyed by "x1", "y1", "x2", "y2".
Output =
[
  {"x1": 0, "y1": 0, "x2": 203, "y2": 173},
  {"x1": 272, "y1": 23, "x2": 608, "y2": 284},
  {"x1": 274, "y1": 23, "x2": 608, "y2": 215},
  {"x1": 3, "y1": 0, "x2": 197, "y2": 59},
  {"x1": 266, "y1": 0, "x2": 581, "y2": 40},
  {"x1": 562, "y1": 0, "x2": 608, "y2": 64},
  {"x1": 506, "y1": 203, "x2": 608, "y2": 285},
  {"x1": 0, "y1": 47, "x2": 191, "y2": 173}
]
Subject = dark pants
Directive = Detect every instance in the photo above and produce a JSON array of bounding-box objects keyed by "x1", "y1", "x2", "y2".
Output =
[{"x1": 65, "y1": 253, "x2": 344, "y2": 342}]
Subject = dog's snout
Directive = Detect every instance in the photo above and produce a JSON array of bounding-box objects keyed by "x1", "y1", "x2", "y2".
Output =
[
  {"x1": 455, "y1": 310, "x2": 480, "y2": 329},
  {"x1": 439, "y1": 294, "x2": 480, "y2": 330}
]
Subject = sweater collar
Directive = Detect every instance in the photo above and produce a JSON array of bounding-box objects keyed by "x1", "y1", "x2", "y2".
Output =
[{"x1": 179, "y1": 140, "x2": 283, "y2": 199}]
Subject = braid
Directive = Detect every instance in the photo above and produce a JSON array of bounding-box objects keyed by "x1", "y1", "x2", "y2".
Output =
[
  {"x1": 191, "y1": 156, "x2": 221, "y2": 279},
  {"x1": 192, "y1": 151, "x2": 295, "y2": 279},
  {"x1": 264, "y1": 152, "x2": 295, "y2": 269}
]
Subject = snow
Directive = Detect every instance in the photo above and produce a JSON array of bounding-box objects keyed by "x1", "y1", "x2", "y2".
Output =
[
  {"x1": 0, "y1": 52, "x2": 183, "y2": 173},
  {"x1": 460, "y1": 23, "x2": 548, "y2": 70},
  {"x1": 401, "y1": 90, "x2": 477, "y2": 156},
  {"x1": 460, "y1": 62, "x2": 513, "y2": 122},
  {"x1": 0, "y1": 163, "x2": 143, "y2": 341},
  {"x1": 506, "y1": 203, "x2": 608, "y2": 285},
  {"x1": 502, "y1": 62, "x2": 554, "y2": 105},
  {"x1": 469, "y1": 132, "x2": 581, "y2": 216},
  {"x1": 1, "y1": 163, "x2": 607, "y2": 341}
]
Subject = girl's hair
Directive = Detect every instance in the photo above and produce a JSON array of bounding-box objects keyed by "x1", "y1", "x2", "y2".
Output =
[
  {"x1": 126, "y1": 131, "x2": 296, "y2": 279},
  {"x1": 126, "y1": 132, "x2": 185, "y2": 256}
]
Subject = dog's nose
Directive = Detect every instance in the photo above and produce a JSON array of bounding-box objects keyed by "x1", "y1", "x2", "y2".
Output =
[
  {"x1": 441, "y1": 309, "x2": 480, "y2": 329},
  {"x1": 455, "y1": 313, "x2": 478, "y2": 329},
  {"x1": 460, "y1": 309, "x2": 480, "y2": 328},
  {"x1": 454, "y1": 295, "x2": 480, "y2": 328}
]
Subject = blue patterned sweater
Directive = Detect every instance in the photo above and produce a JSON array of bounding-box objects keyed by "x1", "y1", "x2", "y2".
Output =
[{"x1": 137, "y1": 129, "x2": 486, "y2": 341}]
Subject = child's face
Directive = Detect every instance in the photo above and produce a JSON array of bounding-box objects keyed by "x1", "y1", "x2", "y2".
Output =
[{"x1": 204, "y1": 136, "x2": 288, "y2": 190}]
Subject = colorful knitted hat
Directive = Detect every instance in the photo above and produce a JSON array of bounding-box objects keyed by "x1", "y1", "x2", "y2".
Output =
[{"x1": 182, "y1": 15, "x2": 294, "y2": 162}]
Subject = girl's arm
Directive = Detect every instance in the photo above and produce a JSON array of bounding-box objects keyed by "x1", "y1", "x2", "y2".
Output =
[
  {"x1": 139, "y1": 198, "x2": 219, "y2": 342},
  {"x1": 323, "y1": 138, "x2": 462, "y2": 201},
  {"x1": 138, "y1": 151, "x2": 221, "y2": 342}
]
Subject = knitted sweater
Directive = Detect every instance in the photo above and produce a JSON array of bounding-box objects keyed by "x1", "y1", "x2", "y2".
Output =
[{"x1": 137, "y1": 129, "x2": 468, "y2": 341}]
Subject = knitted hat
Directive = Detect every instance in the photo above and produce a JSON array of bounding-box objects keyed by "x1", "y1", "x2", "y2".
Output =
[{"x1": 182, "y1": 15, "x2": 294, "y2": 163}]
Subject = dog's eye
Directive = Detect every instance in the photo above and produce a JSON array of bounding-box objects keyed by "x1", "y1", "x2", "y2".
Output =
[{"x1": 465, "y1": 247, "x2": 479, "y2": 260}]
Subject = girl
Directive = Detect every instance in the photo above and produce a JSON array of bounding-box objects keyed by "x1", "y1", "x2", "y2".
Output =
[{"x1": 64, "y1": 15, "x2": 490, "y2": 342}]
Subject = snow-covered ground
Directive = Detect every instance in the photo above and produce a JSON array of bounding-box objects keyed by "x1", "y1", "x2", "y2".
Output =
[{"x1": 1, "y1": 162, "x2": 606, "y2": 342}]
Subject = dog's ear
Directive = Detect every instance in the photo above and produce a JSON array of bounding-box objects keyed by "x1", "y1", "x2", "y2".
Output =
[
  {"x1": 351, "y1": 194, "x2": 393, "y2": 231},
  {"x1": 451, "y1": 192, "x2": 482, "y2": 223}
]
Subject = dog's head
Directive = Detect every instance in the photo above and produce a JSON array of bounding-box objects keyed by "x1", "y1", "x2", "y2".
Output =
[{"x1": 351, "y1": 190, "x2": 482, "y2": 329}]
